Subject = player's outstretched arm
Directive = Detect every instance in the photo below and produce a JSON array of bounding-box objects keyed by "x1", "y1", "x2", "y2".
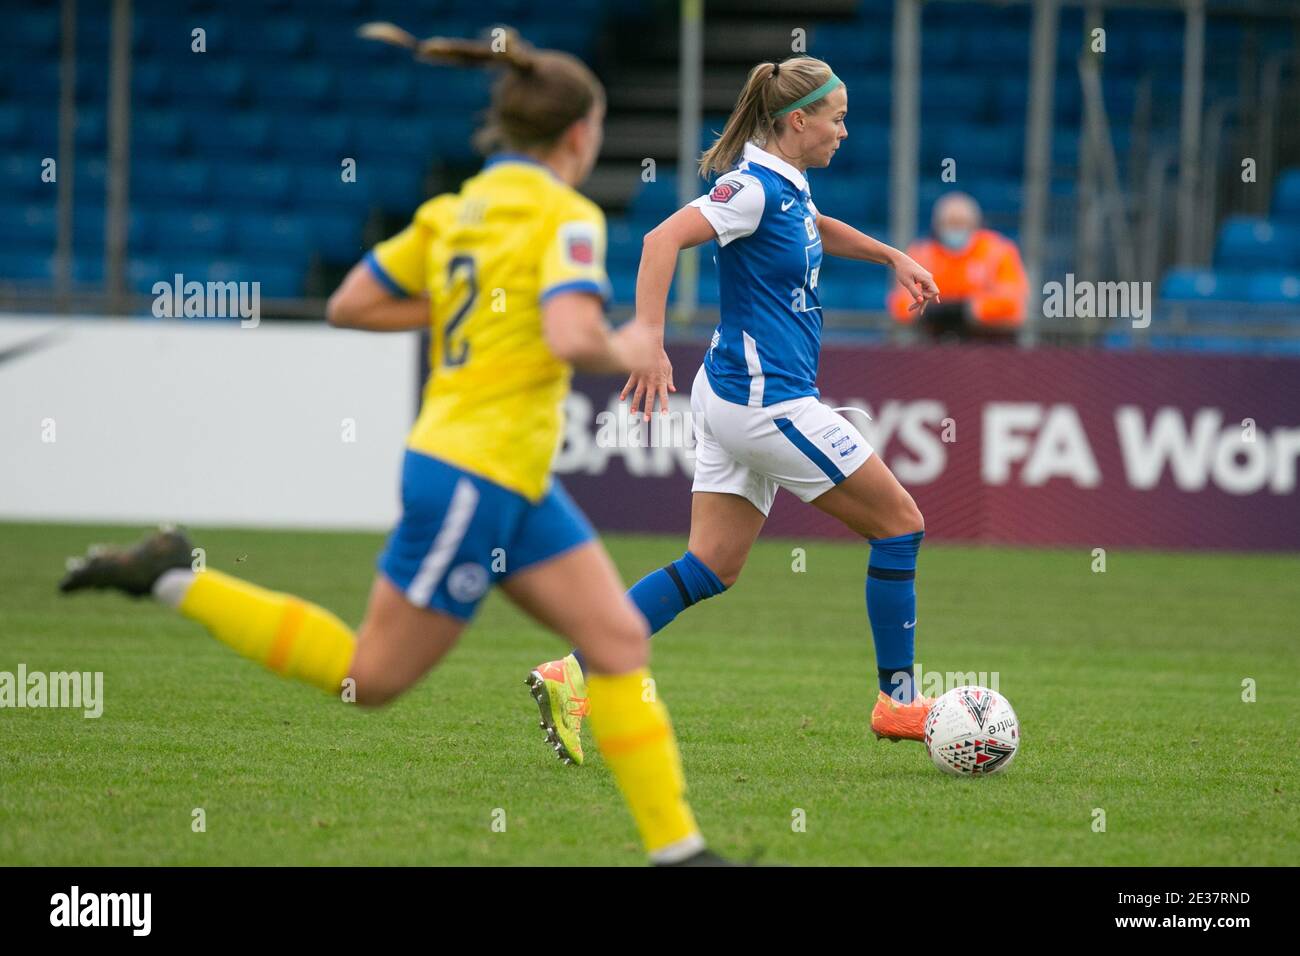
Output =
[
  {"x1": 543, "y1": 291, "x2": 658, "y2": 377},
  {"x1": 325, "y1": 260, "x2": 431, "y2": 332},
  {"x1": 817, "y1": 215, "x2": 941, "y2": 314},
  {"x1": 622, "y1": 206, "x2": 717, "y2": 420}
]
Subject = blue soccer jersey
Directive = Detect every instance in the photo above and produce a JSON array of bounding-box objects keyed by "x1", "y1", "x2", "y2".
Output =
[{"x1": 690, "y1": 142, "x2": 823, "y2": 407}]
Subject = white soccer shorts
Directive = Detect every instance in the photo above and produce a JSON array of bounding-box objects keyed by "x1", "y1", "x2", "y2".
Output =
[{"x1": 689, "y1": 365, "x2": 874, "y2": 515}]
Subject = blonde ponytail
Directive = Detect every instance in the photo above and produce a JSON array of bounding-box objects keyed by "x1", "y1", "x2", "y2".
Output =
[
  {"x1": 358, "y1": 23, "x2": 603, "y2": 153},
  {"x1": 699, "y1": 56, "x2": 838, "y2": 177}
]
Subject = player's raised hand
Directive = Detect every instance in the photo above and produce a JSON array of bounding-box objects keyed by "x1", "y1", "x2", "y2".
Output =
[
  {"x1": 619, "y1": 335, "x2": 676, "y2": 423},
  {"x1": 893, "y1": 254, "x2": 941, "y2": 315}
]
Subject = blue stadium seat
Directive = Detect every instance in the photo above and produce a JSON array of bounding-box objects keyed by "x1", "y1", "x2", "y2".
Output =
[
  {"x1": 126, "y1": 257, "x2": 165, "y2": 295},
  {"x1": 606, "y1": 236, "x2": 642, "y2": 276},
  {"x1": 412, "y1": 70, "x2": 494, "y2": 111},
  {"x1": 209, "y1": 259, "x2": 305, "y2": 299},
  {"x1": 75, "y1": 108, "x2": 106, "y2": 149},
  {"x1": 608, "y1": 264, "x2": 636, "y2": 306},
  {"x1": 188, "y1": 112, "x2": 273, "y2": 157},
  {"x1": 812, "y1": 177, "x2": 882, "y2": 224},
  {"x1": 9, "y1": 203, "x2": 58, "y2": 246},
  {"x1": 0, "y1": 105, "x2": 23, "y2": 145},
  {"x1": 1273, "y1": 169, "x2": 1300, "y2": 222},
  {"x1": 134, "y1": 159, "x2": 212, "y2": 202},
  {"x1": 239, "y1": 19, "x2": 309, "y2": 57},
  {"x1": 517, "y1": 23, "x2": 597, "y2": 58},
  {"x1": 167, "y1": 61, "x2": 247, "y2": 104},
  {"x1": 233, "y1": 213, "x2": 313, "y2": 262},
  {"x1": 73, "y1": 158, "x2": 107, "y2": 194},
  {"x1": 819, "y1": 270, "x2": 890, "y2": 311},
  {"x1": 210, "y1": 162, "x2": 294, "y2": 207},
  {"x1": 253, "y1": 64, "x2": 335, "y2": 107},
  {"x1": 1160, "y1": 268, "x2": 1249, "y2": 302},
  {"x1": 269, "y1": 114, "x2": 352, "y2": 159},
  {"x1": 148, "y1": 211, "x2": 232, "y2": 255},
  {"x1": 0, "y1": 156, "x2": 47, "y2": 197},
  {"x1": 1215, "y1": 217, "x2": 1300, "y2": 271},
  {"x1": 922, "y1": 124, "x2": 1022, "y2": 176},
  {"x1": 70, "y1": 205, "x2": 151, "y2": 251},
  {"x1": 5, "y1": 60, "x2": 58, "y2": 99},
  {"x1": 337, "y1": 69, "x2": 416, "y2": 110},
  {"x1": 629, "y1": 176, "x2": 682, "y2": 220},
  {"x1": 0, "y1": 253, "x2": 54, "y2": 283},
  {"x1": 923, "y1": 73, "x2": 991, "y2": 121},
  {"x1": 131, "y1": 62, "x2": 170, "y2": 105},
  {"x1": 294, "y1": 162, "x2": 377, "y2": 210},
  {"x1": 352, "y1": 116, "x2": 435, "y2": 161},
  {"x1": 300, "y1": 211, "x2": 365, "y2": 262},
  {"x1": 960, "y1": 179, "x2": 1023, "y2": 218},
  {"x1": 134, "y1": 110, "x2": 188, "y2": 152},
  {"x1": 1, "y1": 12, "x2": 59, "y2": 54},
  {"x1": 812, "y1": 29, "x2": 889, "y2": 69},
  {"x1": 1244, "y1": 272, "x2": 1300, "y2": 305},
  {"x1": 73, "y1": 255, "x2": 104, "y2": 286},
  {"x1": 309, "y1": 23, "x2": 395, "y2": 62},
  {"x1": 132, "y1": 16, "x2": 211, "y2": 56},
  {"x1": 367, "y1": 166, "x2": 426, "y2": 213},
  {"x1": 427, "y1": 113, "x2": 480, "y2": 163}
]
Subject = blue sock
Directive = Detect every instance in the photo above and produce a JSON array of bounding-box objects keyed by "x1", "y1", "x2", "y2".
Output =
[
  {"x1": 866, "y1": 531, "x2": 924, "y2": 702},
  {"x1": 571, "y1": 551, "x2": 726, "y2": 674}
]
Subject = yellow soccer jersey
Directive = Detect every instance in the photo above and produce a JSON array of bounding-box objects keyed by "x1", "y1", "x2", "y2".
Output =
[{"x1": 365, "y1": 154, "x2": 611, "y2": 501}]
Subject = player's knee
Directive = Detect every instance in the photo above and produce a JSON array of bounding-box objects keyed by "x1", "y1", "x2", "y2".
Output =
[
  {"x1": 352, "y1": 681, "x2": 400, "y2": 708},
  {"x1": 583, "y1": 632, "x2": 648, "y2": 675},
  {"x1": 583, "y1": 606, "x2": 649, "y2": 673},
  {"x1": 871, "y1": 498, "x2": 925, "y2": 540},
  {"x1": 348, "y1": 663, "x2": 413, "y2": 708},
  {"x1": 905, "y1": 502, "x2": 925, "y2": 535},
  {"x1": 713, "y1": 563, "x2": 743, "y2": 589},
  {"x1": 687, "y1": 548, "x2": 742, "y2": 589}
]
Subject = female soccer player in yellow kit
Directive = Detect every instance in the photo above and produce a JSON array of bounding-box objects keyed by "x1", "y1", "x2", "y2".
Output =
[{"x1": 59, "y1": 26, "x2": 725, "y2": 866}]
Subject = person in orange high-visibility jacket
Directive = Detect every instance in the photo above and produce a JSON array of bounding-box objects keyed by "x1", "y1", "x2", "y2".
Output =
[{"x1": 888, "y1": 192, "x2": 1028, "y2": 338}]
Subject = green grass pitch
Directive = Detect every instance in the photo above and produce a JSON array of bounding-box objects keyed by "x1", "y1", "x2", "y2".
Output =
[{"x1": 1, "y1": 521, "x2": 1296, "y2": 865}]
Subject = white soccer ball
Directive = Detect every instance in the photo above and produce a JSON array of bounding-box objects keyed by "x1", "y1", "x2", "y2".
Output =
[{"x1": 923, "y1": 686, "x2": 1019, "y2": 776}]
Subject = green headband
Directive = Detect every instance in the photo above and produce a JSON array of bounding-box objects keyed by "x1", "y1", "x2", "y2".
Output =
[{"x1": 773, "y1": 74, "x2": 843, "y2": 116}]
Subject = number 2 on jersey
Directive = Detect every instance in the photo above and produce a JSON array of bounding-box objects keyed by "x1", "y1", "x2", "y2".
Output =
[{"x1": 443, "y1": 254, "x2": 477, "y2": 368}]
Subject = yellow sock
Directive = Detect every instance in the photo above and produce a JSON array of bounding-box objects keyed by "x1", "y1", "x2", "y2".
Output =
[
  {"x1": 177, "y1": 569, "x2": 355, "y2": 696},
  {"x1": 585, "y1": 668, "x2": 704, "y2": 861}
]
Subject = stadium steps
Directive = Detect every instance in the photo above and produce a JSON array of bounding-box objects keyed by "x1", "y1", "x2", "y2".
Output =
[{"x1": 605, "y1": 65, "x2": 753, "y2": 114}]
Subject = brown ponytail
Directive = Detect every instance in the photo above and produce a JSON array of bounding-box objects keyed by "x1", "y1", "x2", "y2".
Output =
[
  {"x1": 699, "y1": 56, "x2": 837, "y2": 178},
  {"x1": 359, "y1": 22, "x2": 604, "y2": 154}
]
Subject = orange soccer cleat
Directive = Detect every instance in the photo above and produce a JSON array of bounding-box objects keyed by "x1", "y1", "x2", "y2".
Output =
[
  {"x1": 870, "y1": 690, "x2": 934, "y2": 743},
  {"x1": 525, "y1": 653, "x2": 589, "y2": 765}
]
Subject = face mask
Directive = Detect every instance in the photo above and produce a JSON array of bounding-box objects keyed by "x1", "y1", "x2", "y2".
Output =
[{"x1": 937, "y1": 227, "x2": 973, "y2": 251}]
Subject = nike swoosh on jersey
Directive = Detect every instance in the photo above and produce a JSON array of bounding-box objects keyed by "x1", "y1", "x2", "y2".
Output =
[{"x1": 781, "y1": 197, "x2": 796, "y2": 211}]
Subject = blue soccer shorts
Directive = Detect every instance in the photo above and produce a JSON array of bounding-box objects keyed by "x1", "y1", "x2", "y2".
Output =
[{"x1": 378, "y1": 450, "x2": 595, "y2": 620}]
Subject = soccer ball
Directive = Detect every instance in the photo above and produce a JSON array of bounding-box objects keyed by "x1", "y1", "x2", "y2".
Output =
[{"x1": 923, "y1": 686, "x2": 1019, "y2": 776}]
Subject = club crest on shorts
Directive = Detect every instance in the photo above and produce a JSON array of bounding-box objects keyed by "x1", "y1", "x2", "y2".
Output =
[
  {"x1": 447, "y1": 563, "x2": 490, "y2": 603},
  {"x1": 709, "y1": 179, "x2": 746, "y2": 204}
]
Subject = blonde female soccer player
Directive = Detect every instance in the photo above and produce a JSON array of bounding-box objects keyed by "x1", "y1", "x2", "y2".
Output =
[
  {"x1": 60, "y1": 26, "x2": 727, "y2": 867},
  {"x1": 530, "y1": 56, "x2": 944, "y2": 764}
]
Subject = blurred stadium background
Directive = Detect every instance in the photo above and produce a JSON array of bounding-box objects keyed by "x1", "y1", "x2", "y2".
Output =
[
  {"x1": 2, "y1": 1, "x2": 1298, "y2": 871},
  {"x1": 3, "y1": 0, "x2": 1299, "y2": 350},
  {"x1": 1, "y1": 0, "x2": 1298, "y2": 549}
]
